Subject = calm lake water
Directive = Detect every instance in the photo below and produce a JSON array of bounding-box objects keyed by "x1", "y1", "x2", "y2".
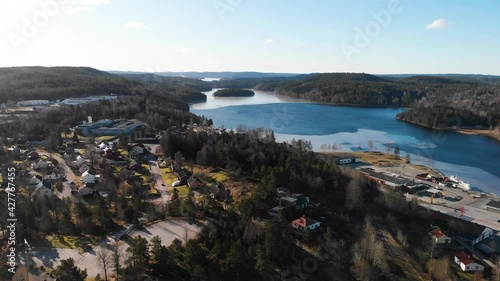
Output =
[{"x1": 191, "y1": 89, "x2": 500, "y2": 194}]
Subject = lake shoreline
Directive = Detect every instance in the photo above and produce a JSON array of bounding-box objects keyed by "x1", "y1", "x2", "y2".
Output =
[{"x1": 396, "y1": 117, "x2": 500, "y2": 142}]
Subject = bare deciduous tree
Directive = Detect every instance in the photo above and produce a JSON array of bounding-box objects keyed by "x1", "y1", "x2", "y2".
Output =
[
  {"x1": 96, "y1": 247, "x2": 112, "y2": 281},
  {"x1": 368, "y1": 139, "x2": 373, "y2": 151}
]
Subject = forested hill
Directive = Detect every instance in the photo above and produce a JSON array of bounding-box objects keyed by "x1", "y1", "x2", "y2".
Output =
[
  {"x1": 0, "y1": 66, "x2": 209, "y2": 103},
  {"x1": 275, "y1": 73, "x2": 420, "y2": 106},
  {"x1": 274, "y1": 73, "x2": 500, "y2": 128}
]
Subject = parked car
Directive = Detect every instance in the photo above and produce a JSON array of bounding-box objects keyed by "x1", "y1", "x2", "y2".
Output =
[{"x1": 172, "y1": 180, "x2": 181, "y2": 187}]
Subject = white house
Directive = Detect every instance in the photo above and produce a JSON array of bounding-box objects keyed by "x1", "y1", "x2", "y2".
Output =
[
  {"x1": 81, "y1": 170, "x2": 96, "y2": 184},
  {"x1": 428, "y1": 227, "x2": 451, "y2": 244},
  {"x1": 454, "y1": 252, "x2": 484, "y2": 272},
  {"x1": 75, "y1": 155, "x2": 86, "y2": 166},
  {"x1": 32, "y1": 159, "x2": 48, "y2": 170},
  {"x1": 43, "y1": 171, "x2": 65, "y2": 180}
]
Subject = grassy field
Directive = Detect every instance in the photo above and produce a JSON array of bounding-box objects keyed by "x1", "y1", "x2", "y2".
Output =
[
  {"x1": 167, "y1": 186, "x2": 190, "y2": 198},
  {"x1": 209, "y1": 170, "x2": 230, "y2": 182},
  {"x1": 160, "y1": 168, "x2": 178, "y2": 184},
  {"x1": 326, "y1": 151, "x2": 440, "y2": 176},
  {"x1": 46, "y1": 235, "x2": 101, "y2": 251}
]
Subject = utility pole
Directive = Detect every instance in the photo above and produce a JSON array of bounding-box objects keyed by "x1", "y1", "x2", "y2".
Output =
[{"x1": 24, "y1": 239, "x2": 31, "y2": 281}]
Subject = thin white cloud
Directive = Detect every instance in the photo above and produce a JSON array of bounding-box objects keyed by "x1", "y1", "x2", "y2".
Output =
[
  {"x1": 265, "y1": 38, "x2": 274, "y2": 44},
  {"x1": 180, "y1": 47, "x2": 193, "y2": 53},
  {"x1": 298, "y1": 42, "x2": 304, "y2": 47},
  {"x1": 426, "y1": 18, "x2": 449, "y2": 30},
  {"x1": 125, "y1": 21, "x2": 147, "y2": 29}
]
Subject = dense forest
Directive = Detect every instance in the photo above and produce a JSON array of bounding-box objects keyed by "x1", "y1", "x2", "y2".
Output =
[
  {"x1": 0, "y1": 67, "x2": 209, "y2": 103},
  {"x1": 213, "y1": 89, "x2": 255, "y2": 97}
]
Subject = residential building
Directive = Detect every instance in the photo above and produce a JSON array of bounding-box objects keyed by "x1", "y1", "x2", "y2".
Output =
[
  {"x1": 291, "y1": 216, "x2": 321, "y2": 231},
  {"x1": 454, "y1": 252, "x2": 485, "y2": 272},
  {"x1": 32, "y1": 159, "x2": 48, "y2": 170},
  {"x1": 473, "y1": 227, "x2": 500, "y2": 256},
  {"x1": 279, "y1": 194, "x2": 310, "y2": 210},
  {"x1": 187, "y1": 176, "x2": 203, "y2": 189},
  {"x1": 428, "y1": 227, "x2": 451, "y2": 244},
  {"x1": 43, "y1": 171, "x2": 65, "y2": 180},
  {"x1": 82, "y1": 170, "x2": 96, "y2": 184},
  {"x1": 209, "y1": 182, "x2": 227, "y2": 201},
  {"x1": 78, "y1": 184, "x2": 94, "y2": 197},
  {"x1": 177, "y1": 169, "x2": 192, "y2": 184}
]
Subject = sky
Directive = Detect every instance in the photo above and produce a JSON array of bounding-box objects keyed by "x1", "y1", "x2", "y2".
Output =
[{"x1": 0, "y1": 0, "x2": 499, "y2": 74}]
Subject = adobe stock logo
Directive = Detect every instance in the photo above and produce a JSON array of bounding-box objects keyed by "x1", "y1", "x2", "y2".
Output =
[
  {"x1": 8, "y1": 0, "x2": 62, "y2": 53},
  {"x1": 340, "y1": 0, "x2": 404, "y2": 62},
  {"x1": 213, "y1": 0, "x2": 244, "y2": 20}
]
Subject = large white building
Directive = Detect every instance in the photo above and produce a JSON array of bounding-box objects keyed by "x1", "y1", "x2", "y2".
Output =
[{"x1": 17, "y1": 100, "x2": 49, "y2": 106}]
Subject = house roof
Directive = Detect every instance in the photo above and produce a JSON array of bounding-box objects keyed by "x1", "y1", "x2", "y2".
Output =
[
  {"x1": 209, "y1": 183, "x2": 221, "y2": 195},
  {"x1": 178, "y1": 169, "x2": 192, "y2": 178},
  {"x1": 187, "y1": 176, "x2": 200, "y2": 185},
  {"x1": 486, "y1": 200, "x2": 500, "y2": 209},
  {"x1": 455, "y1": 252, "x2": 470, "y2": 260},
  {"x1": 458, "y1": 258, "x2": 475, "y2": 265},
  {"x1": 82, "y1": 170, "x2": 95, "y2": 177},
  {"x1": 292, "y1": 216, "x2": 319, "y2": 227},
  {"x1": 281, "y1": 196, "x2": 298, "y2": 204},
  {"x1": 430, "y1": 228, "x2": 447, "y2": 239}
]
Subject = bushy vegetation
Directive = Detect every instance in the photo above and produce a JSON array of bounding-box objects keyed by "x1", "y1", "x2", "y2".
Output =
[{"x1": 213, "y1": 89, "x2": 255, "y2": 97}]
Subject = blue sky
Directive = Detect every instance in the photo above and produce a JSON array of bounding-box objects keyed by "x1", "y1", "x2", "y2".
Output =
[{"x1": 1, "y1": 0, "x2": 499, "y2": 74}]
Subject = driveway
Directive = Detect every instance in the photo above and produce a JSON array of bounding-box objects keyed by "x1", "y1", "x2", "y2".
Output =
[
  {"x1": 36, "y1": 150, "x2": 75, "y2": 199},
  {"x1": 24, "y1": 220, "x2": 202, "y2": 279},
  {"x1": 144, "y1": 144, "x2": 170, "y2": 203}
]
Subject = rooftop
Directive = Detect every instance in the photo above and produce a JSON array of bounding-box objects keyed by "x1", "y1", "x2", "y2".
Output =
[
  {"x1": 486, "y1": 200, "x2": 500, "y2": 209},
  {"x1": 430, "y1": 227, "x2": 446, "y2": 238},
  {"x1": 360, "y1": 168, "x2": 413, "y2": 186}
]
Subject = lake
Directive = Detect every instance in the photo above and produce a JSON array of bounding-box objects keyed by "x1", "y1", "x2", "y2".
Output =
[{"x1": 191, "y1": 89, "x2": 500, "y2": 195}]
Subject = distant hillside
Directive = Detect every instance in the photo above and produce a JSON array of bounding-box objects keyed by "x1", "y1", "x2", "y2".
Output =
[
  {"x1": 110, "y1": 70, "x2": 302, "y2": 79},
  {"x1": 378, "y1": 73, "x2": 500, "y2": 82},
  {"x1": 273, "y1": 72, "x2": 500, "y2": 128},
  {"x1": 0, "y1": 67, "x2": 208, "y2": 103},
  {"x1": 212, "y1": 74, "x2": 315, "y2": 91},
  {"x1": 275, "y1": 73, "x2": 417, "y2": 106},
  {"x1": 115, "y1": 73, "x2": 212, "y2": 92}
]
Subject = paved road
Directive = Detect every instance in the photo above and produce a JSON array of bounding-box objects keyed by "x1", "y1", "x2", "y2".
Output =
[
  {"x1": 144, "y1": 144, "x2": 171, "y2": 203},
  {"x1": 149, "y1": 160, "x2": 170, "y2": 202},
  {"x1": 24, "y1": 220, "x2": 200, "y2": 279},
  {"x1": 370, "y1": 165, "x2": 500, "y2": 231},
  {"x1": 36, "y1": 150, "x2": 75, "y2": 199}
]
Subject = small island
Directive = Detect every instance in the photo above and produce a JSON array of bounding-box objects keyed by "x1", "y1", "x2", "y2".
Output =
[{"x1": 213, "y1": 89, "x2": 255, "y2": 97}]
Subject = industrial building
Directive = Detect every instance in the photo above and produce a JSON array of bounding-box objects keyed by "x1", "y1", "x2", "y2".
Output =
[
  {"x1": 75, "y1": 117, "x2": 145, "y2": 136},
  {"x1": 17, "y1": 100, "x2": 49, "y2": 106},
  {"x1": 61, "y1": 95, "x2": 117, "y2": 105}
]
